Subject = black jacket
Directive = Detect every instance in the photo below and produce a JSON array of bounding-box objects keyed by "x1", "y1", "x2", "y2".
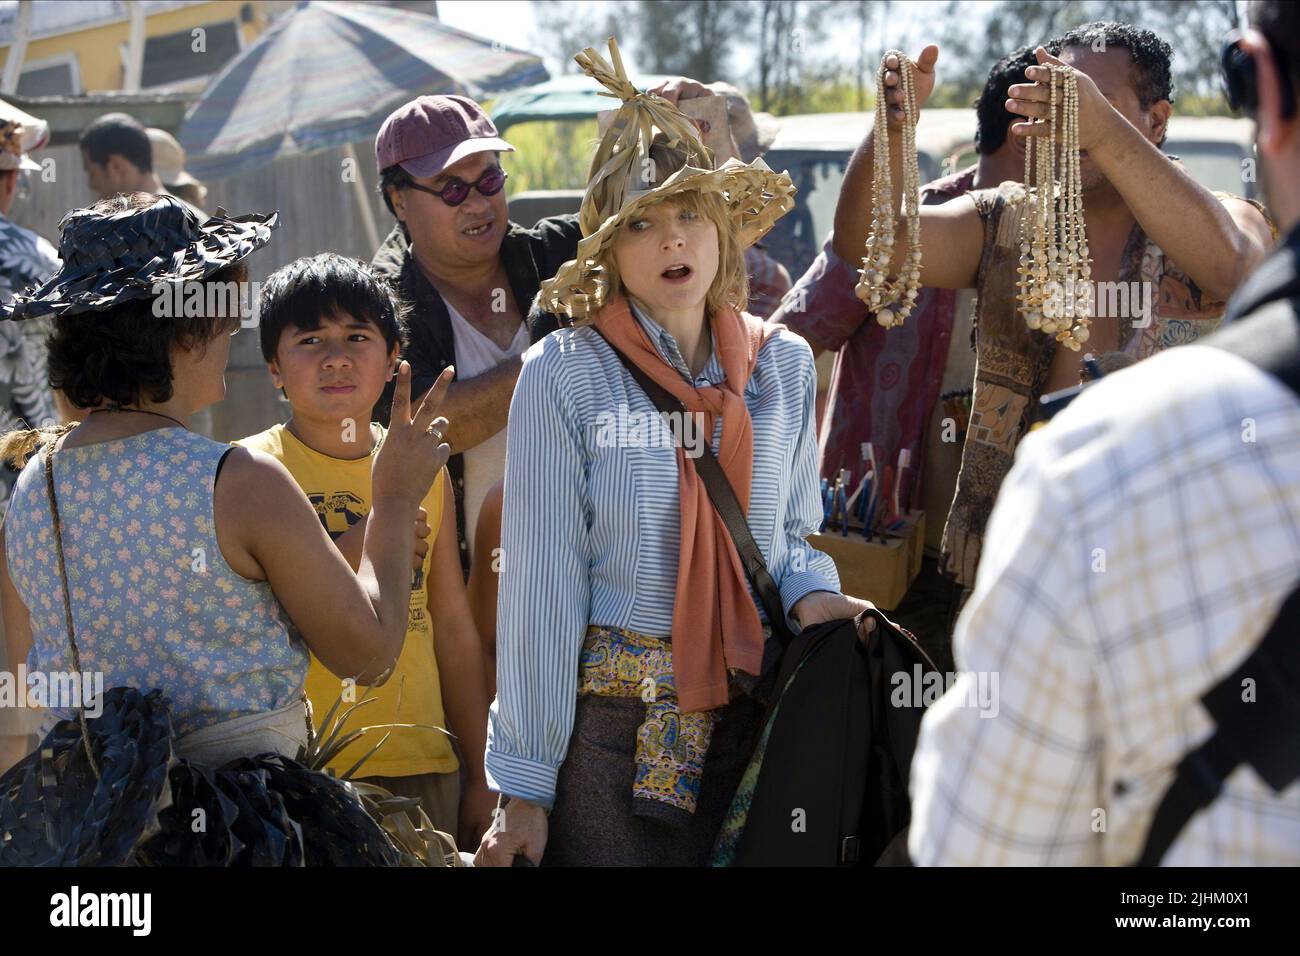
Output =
[
  {"x1": 370, "y1": 215, "x2": 583, "y2": 577},
  {"x1": 1214, "y1": 221, "x2": 1300, "y2": 389}
]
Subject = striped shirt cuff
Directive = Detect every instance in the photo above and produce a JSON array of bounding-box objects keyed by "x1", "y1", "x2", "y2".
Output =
[
  {"x1": 779, "y1": 570, "x2": 841, "y2": 624},
  {"x1": 484, "y1": 748, "x2": 560, "y2": 811}
]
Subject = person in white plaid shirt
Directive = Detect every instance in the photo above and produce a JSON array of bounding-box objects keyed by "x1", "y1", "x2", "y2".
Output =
[{"x1": 909, "y1": 0, "x2": 1300, "y2": 866}]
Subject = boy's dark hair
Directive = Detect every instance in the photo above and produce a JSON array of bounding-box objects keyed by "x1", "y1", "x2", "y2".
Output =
[
  {"x1": 48, "y1": 193, "x2": 244, "y2": 408},
  {"x1": 975, "y1": 46, "x2": 1038, "y2": 155},
  {"x1": 1049, "y1": 21, "x2": 1175, "y2": 110},
  {"x1": 257, "y1": 252, "x2": 406, "y2": 363},
  {"x1": 78, "y1": 112, "x2": 153, "y2": 172},
  {"x1": 1251, "y1": 0, "x2": 1300, "y2": 103}
]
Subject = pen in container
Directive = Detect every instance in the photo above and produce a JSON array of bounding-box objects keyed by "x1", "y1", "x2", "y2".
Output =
[
  {"x1": 876, "y1": 465, "x2": 895, "y2": 539},
  {"x1": 894, "y1": 448, "x2": 911, "y2": 519},
  {"x1": 845, "y1": 469, "x2": 869, "y2": 520}
]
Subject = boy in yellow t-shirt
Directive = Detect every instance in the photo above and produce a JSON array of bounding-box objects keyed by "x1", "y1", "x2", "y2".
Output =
[{"x1": 235, "y1": 253, "x2": 493, "y2": 848}]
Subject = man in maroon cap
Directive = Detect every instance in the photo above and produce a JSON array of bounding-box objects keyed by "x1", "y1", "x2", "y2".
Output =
[
  {"x1": 371, "y1": 86, "x2": 716, "y2": 577},
  {"x1": 370, "y1": 95, "x2": 581, "y2": 577}
]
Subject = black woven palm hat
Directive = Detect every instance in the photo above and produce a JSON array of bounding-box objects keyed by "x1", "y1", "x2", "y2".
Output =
[{"x1": 0, "y1": 192, "x2": 278, "y2": 322}]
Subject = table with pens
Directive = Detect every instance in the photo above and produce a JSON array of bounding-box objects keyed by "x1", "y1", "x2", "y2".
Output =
[{"x1": 810, "y1": 440, "x2": 926, "y2": 611}]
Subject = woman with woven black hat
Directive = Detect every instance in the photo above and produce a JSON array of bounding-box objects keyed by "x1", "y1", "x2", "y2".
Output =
[
  {"x1": 475, "y1": 40, "x2": 873, "y2": 867},
  {"x1": 0, "y1": 192, "x2": 454, "y2": 864}
]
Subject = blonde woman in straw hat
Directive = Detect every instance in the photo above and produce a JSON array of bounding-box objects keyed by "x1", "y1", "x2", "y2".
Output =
[{"x1": 476, "y1": 40, "x2": 874, "y2": 867}]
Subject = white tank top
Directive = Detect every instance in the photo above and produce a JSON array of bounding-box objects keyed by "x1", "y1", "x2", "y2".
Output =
[{"x1": 444, "y1": 298, "x2": 529, "y2": 557}]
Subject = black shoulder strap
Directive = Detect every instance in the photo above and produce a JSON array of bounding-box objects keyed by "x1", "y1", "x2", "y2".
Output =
[
  {"x1": 1135, "y1": 586, "x2": 1300, "y2": 865},
  {"x1": 593, "y1": 329, "x2": 795, "y2": 646},
  {"x1": 1209, "y1": 297, "x2": 1300, "y2": 399},
  {"x1": 1136, "y1": 302, "x2": 1300, "y2": 865}
]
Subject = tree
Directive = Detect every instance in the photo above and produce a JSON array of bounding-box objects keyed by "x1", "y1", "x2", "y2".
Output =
[
  {"x1": 530, "y1": 0, "x2": 621, "y2": 74},
  {"x1": 631, "y1": 0, "x2": 756, "y2": 82},
  {"x1": 932, "y1": 0, "x2": 1241, "y2": 112},
  {"x1": 753, "y1": 0, "x2": 845, "y2": 114},
  {"x1": 525, "y1": 0, "x2": 1239, "y2": 126}
]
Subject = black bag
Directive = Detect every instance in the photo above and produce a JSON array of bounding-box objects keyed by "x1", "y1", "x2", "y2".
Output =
[
  {"x1": 729, "y1": 607, "x2": 934, "y2": 866},
  {"x1": 597, "y1": 331, "x2": 938, "y2": 866}
]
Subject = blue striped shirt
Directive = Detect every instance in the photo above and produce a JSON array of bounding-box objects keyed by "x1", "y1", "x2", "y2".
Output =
[{"x1": 485, "y1": 305, "x2": 840, "y2": 806}]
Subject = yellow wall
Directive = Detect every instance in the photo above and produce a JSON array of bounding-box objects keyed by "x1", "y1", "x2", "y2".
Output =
[{"x1": 0, "y1": 1, "x2": 270, "y2": 93}]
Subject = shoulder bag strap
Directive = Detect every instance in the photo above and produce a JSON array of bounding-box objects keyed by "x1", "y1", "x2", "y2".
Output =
[
  {"x1": 1134, "y1": 584, "x2": 1300, "y2": 865},
  {"x1": 42, "y1": 435, "x2": 101, "y2": 779},
  {"x1": 593, "y1": 329, "x2": 795, "y2": 647}
]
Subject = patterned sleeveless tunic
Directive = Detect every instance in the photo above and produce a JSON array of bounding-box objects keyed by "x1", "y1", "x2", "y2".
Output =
[
  {"x1": 939, "y1": 176, "x2": 1276, "y2": 587},
  {"x1": 4, "y1": 427, "x2": 308, "y2": 737}
]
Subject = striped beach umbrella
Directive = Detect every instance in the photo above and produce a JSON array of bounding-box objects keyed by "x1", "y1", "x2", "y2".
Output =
[{"x1": 180, "y1": 1, "x2": 549, "y2": 181}]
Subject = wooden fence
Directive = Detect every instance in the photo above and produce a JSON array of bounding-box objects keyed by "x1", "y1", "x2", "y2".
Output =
[{"x1": 10, "y1": 140, "x2": 393, "y2": 442}]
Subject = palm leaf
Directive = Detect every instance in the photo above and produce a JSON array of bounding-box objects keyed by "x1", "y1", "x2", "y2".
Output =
[
  {"x1": 306, "y1": 695, "x2": 380, "y2": 765},
  {"x1": 338, "y1": 731, "x2": 391, "y2": 781}
]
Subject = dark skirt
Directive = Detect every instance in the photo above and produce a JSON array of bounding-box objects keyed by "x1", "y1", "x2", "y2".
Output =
[
  {"x1": 0, "y1": 687, "x2": 404, "y2": 866},
  {"x1": 544, "y1": 693, "x2": 764, "y2": 866}
]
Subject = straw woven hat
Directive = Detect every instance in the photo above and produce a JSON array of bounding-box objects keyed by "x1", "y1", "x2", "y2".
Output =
[{"x1": 537, "y1": 38, "x2": 795, "y2": 320}]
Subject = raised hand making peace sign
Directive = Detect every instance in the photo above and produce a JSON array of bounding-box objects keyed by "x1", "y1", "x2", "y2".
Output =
[{"x1": 373, "y1": 361, "x2": 454, "y2": 508}]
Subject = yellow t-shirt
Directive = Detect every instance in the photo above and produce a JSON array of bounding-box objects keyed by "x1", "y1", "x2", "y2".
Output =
[{"x1": 234, "y1": 423, "x2": 456, "y2": 777}]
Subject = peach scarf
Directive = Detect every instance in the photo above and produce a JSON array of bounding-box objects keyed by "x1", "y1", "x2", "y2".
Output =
[{"x1": 593, "y1": 294, "x2": 774, "y2": 712}]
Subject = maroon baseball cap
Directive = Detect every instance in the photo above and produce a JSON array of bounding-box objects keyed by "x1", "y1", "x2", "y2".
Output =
[{"x1": 375, "y1": 95, "x2": 514, "y2": 178}]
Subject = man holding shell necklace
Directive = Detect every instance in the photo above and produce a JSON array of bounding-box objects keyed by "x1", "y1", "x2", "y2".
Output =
[{"x1": 836, "y1": 22, "x2": 1277, "y2": 589}]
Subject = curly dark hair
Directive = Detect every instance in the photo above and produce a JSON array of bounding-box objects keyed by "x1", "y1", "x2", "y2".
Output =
[
  {"x1": 47, "y1": 194, "x2": 247, "y2": 409},
  {"x1": 1049, "y1": 21, "x2": 1175, "y2": 109},
  {"x1": 975, "y1": 46, "x2": 1039, "y2": 156}
]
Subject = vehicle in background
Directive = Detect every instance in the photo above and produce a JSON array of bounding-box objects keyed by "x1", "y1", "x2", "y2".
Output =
[
  {"x1": 761, "y1": 109, "x2": 976, "y2": 279},
  {"x1": 502, "y1": 188, "x2": 587, "y2": 229},
  {"x1": 491, "y1": 79, "x2": 1260, "y2": 285},
  {"x1": 1161, "y1": 116, "x2": 1261, "y2": 203},
  {"x1": 494, "y1": 103, "x2": 981, "y2": 281}
]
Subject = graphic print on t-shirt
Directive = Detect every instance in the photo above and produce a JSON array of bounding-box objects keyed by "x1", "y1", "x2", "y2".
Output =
[
  {"x1": 307, "y1": 489, "x2": 426, "y2": 594},
  {"x1": 309, "y1": 490, "x2": 366, "y2": 537}
]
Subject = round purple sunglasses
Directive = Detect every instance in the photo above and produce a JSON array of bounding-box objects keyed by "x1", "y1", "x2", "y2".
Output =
[{"x1": 404, "y1": 166, "x2": 508, "y2": 207}]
